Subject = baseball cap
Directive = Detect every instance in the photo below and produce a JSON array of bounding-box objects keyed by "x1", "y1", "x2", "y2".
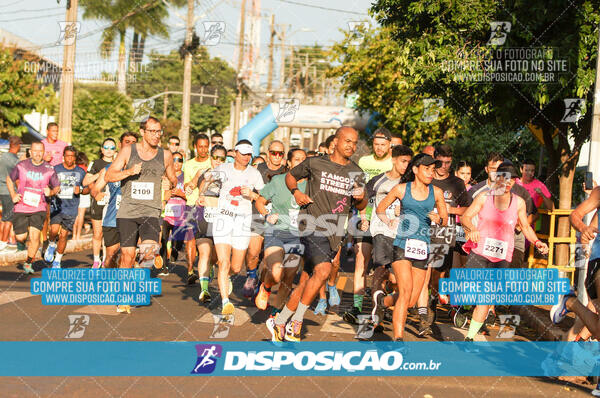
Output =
[
  {"x1": 496, "y1": 161, "x2": 519, "y2": 179},
  {"x1": 235, "y1": 143, "x2": 253, "y2": 155},
  {"x1": 413, "y1": 153, "x2": 442, "y2": 168}
]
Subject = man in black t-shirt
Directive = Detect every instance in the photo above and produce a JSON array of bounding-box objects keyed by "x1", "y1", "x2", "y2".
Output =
[
  {"x1": 266, "y1": 127, "x2": 367, "y2": 342},
  {"x1": 242, "y1": 140, "x2": 287, "y2": 298}
]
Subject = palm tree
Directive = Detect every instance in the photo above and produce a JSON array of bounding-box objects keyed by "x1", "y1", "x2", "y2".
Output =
[{"x1": 80, "y1": 0, "x2": 171, "y2": 94}]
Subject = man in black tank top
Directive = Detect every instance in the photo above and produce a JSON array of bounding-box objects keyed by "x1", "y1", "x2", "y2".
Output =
[{"x1": 106, "y1": 117, "x2": 177, "y2": 310}]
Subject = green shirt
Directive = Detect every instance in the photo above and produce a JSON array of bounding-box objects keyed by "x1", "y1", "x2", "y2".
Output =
[
  {"x1": 260, "y1": 174, "x2": 306, "y2": 231},
  {"x1": 358, "y1": 154, "x2": 393, "y2": 220}
]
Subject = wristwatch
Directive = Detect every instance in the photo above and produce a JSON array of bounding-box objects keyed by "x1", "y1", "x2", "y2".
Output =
[{"x1": 290, "y1": 187, "x2": 299, "y2": 195}]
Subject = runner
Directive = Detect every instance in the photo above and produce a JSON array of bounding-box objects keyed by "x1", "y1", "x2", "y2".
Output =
[
  {"x1": 254, "y1": 148, "x2": 307, "y2": 314},
  {"x1": 182, "y1": 134, "x2": 212, "y2": 284},
  {"x1": 368, "y1": 144, "x2": 413, "y2": 330},
  {"x1": 73, "y1": 151, "x2": 90, "y2": 240},
  {"x1": 243, "y1": 140, "x2": 287, "y2": 298},
  {"x1": 417, "y1": 144, "x2": 471, "y2": 337},
  {"x1": 375, "y1": 153, "x2": 447, "y2": 345},
  {"x1": 41, "y1": 122, "x2": 68, "y2": 166},
  {"x1": 184, "y1": 144, "x2": 227, "y2": 303},
  {"x1": 461, "y1": 162, "x2": 548, "y2": 345},
  {"x1": 517, "y1": 159, "x2": 554, "y2": 211},
  {"x1": 83, "y1": 138, "x2": 117, "y2": 268},
  {"x1": 7, "y1": 141, "x2": 60, "y2": 274},
  {"x1": 210, "y1": 140, "x2": 265, "y2": 317},
  {"x1": 210, "y1": 133, "x2": 224, "y2": 147},
  {"x1": 105, "y1": 116, "x2": 177, "y2": 313},
  {"x1": 0, "y1": 136, "x2": 22, "y2": 252},
  {"x1": 343, "y1": 127, "x2": 393, "y2": 324},
  {"x1": 89, "y1": 134, "x2": 138, "y2": 271},
  {"x1": 43, "y1": 146, "x2": 88, "y2": 268},
  {"x1": 267, "y1": 127, "x2": 367, "y2": 342},
  {"x1": 159, "y1": 151, "x2": 187, "y2": 276},
  {"x1": 454, "y1": 160, "x2": 473, "y2": 266},
  {"x1": 167, "y1": 136, "x2": 180, "y2": 155}
]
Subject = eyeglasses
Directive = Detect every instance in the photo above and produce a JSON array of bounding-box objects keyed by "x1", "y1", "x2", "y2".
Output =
[
  {"x1": 169, "y1": 141, "x2": 180, "y2": 146},
  {"x1": 103, "y1": 145, "x2": 116, "y2": 150},
  {"x1": 269, "y1": 150, "x2": 284, "y2": 157},
  {"x1": 174, "y1": 158, "x2": 184, "y2": 163},
  {"x1": 212, "y1": 155, "x2": 226, "y2": 162},
  {"x1": 145, "y1": 129, "x2": 163, "y2": 136}
]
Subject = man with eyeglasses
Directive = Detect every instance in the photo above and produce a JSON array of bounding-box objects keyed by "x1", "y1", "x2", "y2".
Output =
[
  {"x1": 211, "y1": 133, "x2": 224, "y2": 147},
  {"x1": 106, "y1": 116, "x2": 177, "y2": 313},
  {"x1": 182, "y1": 134, "x2": 213, "y2": 284},
  {"x1": 167, "y1": 136, "x2": 180, "y2": 155},
  {"x1": 242, "y1": 140, "x2": 287, "y2": 297}
]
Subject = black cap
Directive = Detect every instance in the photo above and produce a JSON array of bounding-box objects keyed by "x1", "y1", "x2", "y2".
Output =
[
  {"x1": 496, "y1": 161, "x2": 519, "y2": 178},
  {"x1": 413, "y1": 153, "x2": 442, "y2": 168},
  {"x1": 372, "y1": 129, "x2": 392, "y2": 141}
]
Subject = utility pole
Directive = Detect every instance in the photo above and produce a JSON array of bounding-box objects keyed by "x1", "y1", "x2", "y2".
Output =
[
  {"x1": 278, "y1": 25, "x2": 286, "y2": 94},
  {"x1": 267, "y1": 14, "x2": 275, "y2": 94},
  {"x1": 57, "y1": 0, "x2": 78, "y2": 144},
  {"x1": 233, "y1": 0, "x2": 247, "y2": 138},
  {"x1": 162, "y1": 86, "x2": 169, "y2": 122},
  {"x1": 178, "y1": 0, "x2": 195, "y2": 156}
]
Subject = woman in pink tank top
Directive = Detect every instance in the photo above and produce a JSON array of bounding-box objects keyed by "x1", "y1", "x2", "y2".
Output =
[{"x1": 458, "y1": 162, "x2": 549, "y2": 345}]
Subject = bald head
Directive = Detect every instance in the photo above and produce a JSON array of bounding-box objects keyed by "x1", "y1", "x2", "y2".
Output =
[
  {"x1": 422, "y1": 145, "x2": 435, "y2": 157},
  {"x1": 333, "y1": 126, "x2": 359, "y2": 160},
  {"x1": 335, "y1": 126, "x2": 358, "y2": 139}
]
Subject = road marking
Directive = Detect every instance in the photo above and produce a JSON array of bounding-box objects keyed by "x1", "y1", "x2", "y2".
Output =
[
  {"x1": 319, "y1": 313, "x2": 356, "y2": 334},
  {"x1": 0, "y1": 291, "x2": 33, "y2": 305},
  {"x1": 196, "y1": 306, "x2": 257, "y2": 327}
]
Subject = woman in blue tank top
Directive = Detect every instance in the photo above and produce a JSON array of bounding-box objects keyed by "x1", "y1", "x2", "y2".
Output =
[{"x1": 376, "y1": 153, "x2": 448, "y2": 344}]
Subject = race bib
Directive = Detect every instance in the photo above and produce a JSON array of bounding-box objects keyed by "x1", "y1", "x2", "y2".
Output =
[
  {"x1": 289, "y1": 209, "x2": 300, "y2": 228},
  {"x1": 23, "y1": 190, "x2": 41, "y2": 208},
  {"x1": 131, "y1": 182, "x2": 154, "y2": 200},
  {"x1": 164, "y1": 203, "x2": 184, "y2": 218},
  {"x1": 58, "y1": 186, "x2": 74, "y2": 200},
  {"x1": 115, "y1": 194, "x2": 122, "y2": 210},
  {"x1": 97, "y1": 188, "x2": 109, "y2": 206},
  {"x1": 482, "y1": 237, "x2": 508, "y2": 260},
  {"x1": 405, "y1": 239, "x2": 428, "y2": 260},
  {"x1": 203, "y1": 207, "x2": 219, "y2": 222},
  {"x1": 456, "y1": 225, "x2": 466, "y2": 242}
]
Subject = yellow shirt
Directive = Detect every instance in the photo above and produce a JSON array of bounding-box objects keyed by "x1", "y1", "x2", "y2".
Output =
[
  {"x1": 358, "y1": 154, "x2": 393, "y2": 181},
  {"x1": 183, "y1": 157, "x2": 212, "y2": 206}
]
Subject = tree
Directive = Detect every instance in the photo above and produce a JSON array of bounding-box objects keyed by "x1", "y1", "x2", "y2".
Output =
[
  {"x1": 366, "y1": 0, "x2": 600, "y2": 264},
  {"x1": 0, "y1": 46, "x2": 52, "y2": 137},
  {"x1": 71, "y1": 85, "x2": 132, "y2": 160},
  {"x1": 283, "y1": 45, "x2": 330, "y2": 100}
]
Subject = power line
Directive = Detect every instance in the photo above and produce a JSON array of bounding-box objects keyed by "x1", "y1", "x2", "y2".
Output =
[
  {"x1": 0, "y1": 6, "x2": 63, "y2": 14},
  {"x1": 0, "y1": 12, "x2": 64, "y2": 23},
  {"x1": 272, "y1": 0, "x2": 369, "y2": 16}
]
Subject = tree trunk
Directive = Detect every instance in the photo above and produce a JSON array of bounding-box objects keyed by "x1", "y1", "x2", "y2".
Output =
[
  {"x1": 555, "y1": 145, "x2": 577, "y2": 266},
  {"x1": 117, "y1": 31, "x2": 127, "y2": 95},
  {"x1": 130, "y1": 31, "x2": 139, "y2": 71},
  {"x1": 138, "y1": 35, "x2": 146, "y2": 64}
]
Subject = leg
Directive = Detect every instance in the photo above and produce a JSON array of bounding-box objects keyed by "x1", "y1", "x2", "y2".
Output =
[
  {"x1": 263, "y1": 246, "x2": 285, "y2": 288},
  {"x1": 353, "y1": 241, "x2": 372, "y2": 309},
  {"x1": 91, "y1": 219, "x2": 103, "y2": 265},
  {"x1": 299, "y1": 262, "x2": 332, "y2": 306},
  {"x1": 391, "y1": 260, "x2": 413, "y2": 339},
  {"x1": 243, "y1": 233, "x2": 263, "y2": 296},
  {"x1": 104, "y1": 244, "x2": 120, "y2": 268},
  {"x1": 197, "y1": 237, "x2": 214, "y2": 301},
  {"x1": 120, "y1": 247, "x2": 137, "y2": 268},
  {"x1": 215, "y1": 243, "x2": 232, "y2": 300}
]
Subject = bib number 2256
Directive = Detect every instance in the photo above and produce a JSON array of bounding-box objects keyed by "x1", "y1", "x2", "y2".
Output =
[{"x1": 405, "y1": 239, "x2": 428, "y2": 260}]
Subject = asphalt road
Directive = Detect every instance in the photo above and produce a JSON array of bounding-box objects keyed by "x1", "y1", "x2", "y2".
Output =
[{"x1": 0, "y1": 249, "x2": 594, "y2": 397}]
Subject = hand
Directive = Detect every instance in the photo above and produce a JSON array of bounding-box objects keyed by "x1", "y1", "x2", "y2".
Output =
[
  {"x1": 43, "y1": 187, "x2": 51, "y2": 197},
  {"x1": 74, "y1": 186, "x2": 81, "y2": 195},
  {"x1": 351, "y1": 186, "x2": 365, "y2": 201},
  {"x1": 359, "y1": 219, "x2": 369, "y2": 232},
  {"x1": 387, "y1": 218, "x2": 399, "y2": 231},
  {"x1": 266, "y1": 213, "x2": 279, "y2": 224},
  {"x1": 535, "y1": 240, "x2": 549, "y2": 255},
  {"x1": 293, "y1": 191, "x2": 313, "y2": 206},
  {"x1": 581, "y1": 225, "x2": 598, "y2": 245},
  {"x1": 43, "y1": 152, "x2": 52, "y2": 163},
  {"x1": 240, "y1": 186, "x2": 252, "y2": 198},
  {"x1": 196, "y1": 195, "x2": 206, "y2": 206},
  {"x1": 11, "y1": 193, "x2": 21, "y2": 204},
  {"x1": 428, "y1": 211, "x2": 441, "y2": 225},
  {"x1": 161, "y1": 178, "x2": 170, "y2": 191},
  {"x1": 185, "y1": 184, "x2": 195, "y2": 196},
  {"x1": 467, "y1": 229, "x2": 480, "y2": 243},
  {"x1": 129, "y1": 163, "x2": 142, "y2": 176}
]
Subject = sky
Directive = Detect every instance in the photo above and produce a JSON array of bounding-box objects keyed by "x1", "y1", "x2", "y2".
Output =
[{"x1": 0, "y1": 0, "x2": 376, "y2": 87}]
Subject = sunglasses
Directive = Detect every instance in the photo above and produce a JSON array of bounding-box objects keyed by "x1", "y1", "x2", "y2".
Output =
[
  {"x1": 174, "y1": 158, "x2": 184, "y2": 163},
  {"x1": 212, "y1": 155, "x2": 226, "y2": 162},
  {"x1": 103, "y1": 145, "x2": 116, "y2": 150},
  {"x1": 269, "y1": 150, "x2": 284, "y2": 157},
  {"x1": 169, "y1": 142, "x2": 180, "y2": 146}
]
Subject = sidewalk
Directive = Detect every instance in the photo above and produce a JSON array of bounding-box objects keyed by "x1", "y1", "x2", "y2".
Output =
[{"x1": 0, "y1": 234, "x2": 92, "y2": 266}]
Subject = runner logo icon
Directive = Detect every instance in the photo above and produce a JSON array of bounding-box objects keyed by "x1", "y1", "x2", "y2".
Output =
[{"x1": 192, "y1": 344, "x2": 223, "y2": 374}]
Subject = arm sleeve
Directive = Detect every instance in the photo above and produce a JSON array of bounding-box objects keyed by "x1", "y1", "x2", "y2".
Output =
[{"x1": 289, "y1": 157, "x2": 312, "y2": 181}]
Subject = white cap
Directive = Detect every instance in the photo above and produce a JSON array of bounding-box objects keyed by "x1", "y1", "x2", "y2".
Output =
[{"x1": 235, "y1": 143, "x2": 253, "y2": 155}]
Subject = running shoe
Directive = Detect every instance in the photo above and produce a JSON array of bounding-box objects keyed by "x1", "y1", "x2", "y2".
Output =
[
  {"x1": 254, "y1": 283, "x2": 271, "y2": 310},
  {"x1": 592, "y1": 382, "x2": 600, "y2": 397},
  {"x1": 199, "y1": 289, "x2": 211, "y2": 303},
  {"x1": 372, "y1": 290, "x2": 385, "y2": 326},
  {"x1": 116, "y1": 305, "x2": 131, "y2": 314},
  {"x1": 550, "y1": 290, "x2": 576, "y2": 324},
  {"x1": 242, "y1": 276, "x2": 258, "y2": 298},
  {"x1": 23, "y1": 262, "x2": 34, "y2": 275},
  {"x1": 92, "y1": 260, "x2": 101, "y2": 269},
  {"x1": 187, "y1": 272, "x2": 199, "y2": 285},
  {"x1": 417, "y1": 314, "x2": 433, "y2": 337},
  {"x1": 314, "y1": 298, "x2": 327, "y2": 315},
  {"x1": 462, "y1": 337, "x2": 480, "y2": 353},
  {"x1": 342, "y1": 307, "x2": 361, "y2": 324},
  {"x1": 222, "y1": 302, "x2": 235, "y2": 316},
  {"x1": 328, "y1": 284, "x2": 341, "y2": 306},
  {"x1": 285, "y1": 320, "x2": 302, "y2": 342},
  {"x1": 266, "y1": 318, "x2": 285, "y2": 342},
  {"x1": 158, "y1": 265, "x2": 170, "y2": 276},
  {"x1": 51, "y1": 260, "x2": 61, "y2": 269},
  {"x1": 44, "y1": 244, "x2": 56, "y2": 263},
  {"x1": 478, "y1": 323, "x2": 491, "y2": 336}
]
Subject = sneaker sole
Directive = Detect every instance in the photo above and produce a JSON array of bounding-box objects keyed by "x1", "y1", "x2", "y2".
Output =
[
  {"x1": 266, "y1": 319, "x2": 283, "y2": 342},
  {"x1": 550, "y1": 303, "x2": 566, "y2": 324},
  {"x1": 372, "y1": 291, "x2": 384, "y2": 324}
]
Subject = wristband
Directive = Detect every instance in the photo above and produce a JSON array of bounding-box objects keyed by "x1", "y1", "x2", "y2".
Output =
[
  {"x1": 290, "y1": 187, "x2": 299, "y2": 195},
  {"x1": 534, "y1": 240, "x2": 541, "y2": 246}
]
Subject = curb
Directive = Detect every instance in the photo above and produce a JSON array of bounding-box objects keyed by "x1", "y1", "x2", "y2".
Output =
[
  {"x1": 0, "y1": 235, "x2": 92, "y2": 266},
  {"x1": 511, "y1": 304, "x2": 572, "y2": 341}
]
